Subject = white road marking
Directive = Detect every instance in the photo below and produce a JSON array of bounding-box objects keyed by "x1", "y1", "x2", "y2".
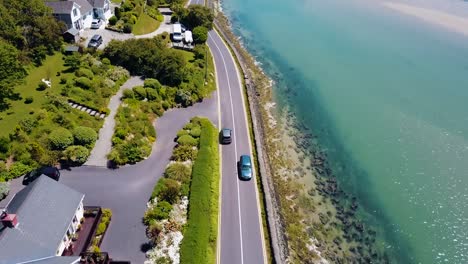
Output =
[{"x1": 209, "y1": 31, "x2": 245, "y2": 264}]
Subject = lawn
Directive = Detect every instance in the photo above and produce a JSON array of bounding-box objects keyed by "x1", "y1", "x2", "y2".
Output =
[
  {"x1": 110, "y1": 0, "x2": 122, "y2": 3},
  {"x1": 0, "y1": 53, "x2": 73, "y2": 137},
  {"x1": 133, "y1": 13, "x2": 161, "y2": 35},
  {"x1": 180, "y1": 118, "x2": 219, "y2": 264}
]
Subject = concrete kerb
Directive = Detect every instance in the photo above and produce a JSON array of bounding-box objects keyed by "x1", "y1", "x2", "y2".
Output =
[{"x1": 213, "y1": 22, "x2": 287, "y2": 264}]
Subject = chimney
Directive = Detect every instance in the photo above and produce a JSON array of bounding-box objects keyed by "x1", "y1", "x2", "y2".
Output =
[{"x1": 1, "y1": 209, "x2": 18, "y2": 228}]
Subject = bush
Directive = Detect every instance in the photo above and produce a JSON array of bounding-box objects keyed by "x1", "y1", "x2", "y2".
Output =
[
  {"x1": 177, "y1": 135, "x2": 197, "y2": 146},
  {"x1": 123, "y1": 23, "x2": 133, "y2": 33},
  {"x1": 73, "y1": 126, "x2": 97, "y2": 146},
  {"x1": 172, "y1": 145, "x2": 197, "y2": 162},
  {"x1": 115, "y1": 7, "x2": 122, "y2": 18},
  {"x1": 109, "y1": 16, "x2": 118, "y2": 25},
  {"x1": 24, "y1": 97, "x2": 34, "y2": 104},
  {"x1": 180, "y1": 118, "x2": 219, "y2": 264},
  {"x1": 49, "y1": 128, "x2": 74, "y2": 150},
  {"x1": 37, "y1": 82, "x2": 48, "y2": 91},
  {"x1": 133, "y1": 86, "x2": 147, "y2": 100},
  {"x1": 60, "y1": 76, "x2": 68, "y2": 84},
  {"x1": 146, "y1": 88, "x2": 159, "y2": 101},
  {"x1": 102, "y1": 208, "x2": 112, "y2": 219},
  {"x1": 165, "y1": 163, "x2": 191, "y2": 184},
  {"x1": 144, "y1": 78, "x2": 162, "y2": 90},
  {"x1": 123, "y1": 89, "x2": 135, "y2": 99},
  {"x1": 0, "y1": 182, "x2": 10, "y2": 201},
  {"x1": 157, "y1": 178, "x2": 180, "y2": 204},
  {"x1": 150, "y1": 102, "x2": 164, "y2": 116},
  {"x1": 170, "y1": 15, "x2": 179, "y2": 24},
  {"x1": 75, "y1": 77, "x2": 93, "y2": 90},
  {"x1": 76, "y1": 68, "x2": 94, "y2": 79},
  {"x1": 147, "y1": 222, "x2": 163, "y2": 242},
  {"x1": 176, "y1": 129, "x2": 189, "y2": 138},
  {"x1": 143, "y1": 201, "x2": 173, "y2": 224},
  {"x1": 64, "y1": 145, "x2": 90, "y2": 164},
  {"x1": 7, "y1": 162, "x2": 32, "y2": 180},
  {"x1": 96, "y1": 222, "x2": 107, "y2": 236},
  {"x1": 193, "y1": 26, "x2": 208, "y2": 44},
  {"x1": 190, "y1": 126, "x2": 201, "y2": 138}
]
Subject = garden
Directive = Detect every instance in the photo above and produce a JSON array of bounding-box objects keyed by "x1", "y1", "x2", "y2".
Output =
[
  {"x1": 0, "y1": 52, "x2": 129, "y2": 199},
  {"x1": 143, "y1": 117, "x2": 219, "y2": 264},
  {"x1": 107, "y1": 0, "x2": 164, "y2": 34},
  {"x1": 105, "y1": 35, "x2": 216, "y2": 166}
]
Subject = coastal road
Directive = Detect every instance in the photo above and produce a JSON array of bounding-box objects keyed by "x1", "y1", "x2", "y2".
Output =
[{"x1": 190, "y1": 0, "x2": 266, "y2": 262}]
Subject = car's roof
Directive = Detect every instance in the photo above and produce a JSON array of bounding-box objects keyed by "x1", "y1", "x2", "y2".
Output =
[
  {"x1": 222, "y1": 128, "x2": 231, "y2": 137},
  {"x1": 240, "y1": 155, "x2": 251, "y2": 165},
  {"x1": 91, "y1": 34, "x2": 101, "y2": 40}
]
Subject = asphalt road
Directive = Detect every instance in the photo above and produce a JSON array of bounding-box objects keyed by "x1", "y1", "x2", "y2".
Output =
[{"x1": 207, "y1": 21, "x2": 267, "y2": 264}]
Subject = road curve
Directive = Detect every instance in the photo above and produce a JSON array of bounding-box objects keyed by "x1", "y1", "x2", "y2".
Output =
[{"x1": 208, "y1": 27, "x2": 267, "y2": 264}]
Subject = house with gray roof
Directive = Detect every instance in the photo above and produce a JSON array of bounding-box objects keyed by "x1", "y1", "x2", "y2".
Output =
[
  {"x1": 0, "y1": 176, "x2": 85, "y2": 264},
  {"x1": 46, "y1": 0, "x2": 96, "y2": 31}
]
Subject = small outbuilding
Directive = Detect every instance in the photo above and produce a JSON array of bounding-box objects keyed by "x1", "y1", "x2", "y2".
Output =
[{"x1": 63, "y1": 28, "x2": 80, "y2": 43}]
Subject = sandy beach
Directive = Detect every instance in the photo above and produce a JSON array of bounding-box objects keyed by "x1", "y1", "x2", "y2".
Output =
[{"x1": 383, "y1": 1, "x2": 468, "y2": 37}]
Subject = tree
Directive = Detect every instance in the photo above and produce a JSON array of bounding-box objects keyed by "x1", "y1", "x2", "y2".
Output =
[
  {"x1": 193, "y1": 26, "x2": 208, "y2": 44},
  {"x1": 73, "y1": 126, "x2": 97, "y2": 146},
  {"x1": 64, "y1": 145, "x2": 90, "y2": 164},
  {"x1": 64, "y1": 54, "x2": 81, "y2": 71},
  {"x1": 49, "y1": 128, "x2": 74, "y2": 150},
  {"x1": 181, "y1": 5, "x2": 214, "y2": 29},
  {"x1": 0, "y1": 40, "x2": 26, "y2": 109},
  {"x1": 157, "y1": 49, "x2": 186, "y2": 86}
]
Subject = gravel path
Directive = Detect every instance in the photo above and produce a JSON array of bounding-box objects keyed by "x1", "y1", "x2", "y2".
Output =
[{"x1": 85, "y1": 76, "x2": 144, "y2": 167}]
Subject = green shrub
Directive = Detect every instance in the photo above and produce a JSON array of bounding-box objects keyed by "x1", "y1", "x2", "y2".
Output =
[
  {"x1": 123, "y1": 89, "x2": 135, "y2": 99},
  {"x1": 176, "y1": 129, "x2": 189, "y2": 138},
  {"x1": 115, "y1": 7, "x2": 122, "y2": 18},
  {"x1": 172, "y1": 145, "x2": 197, "y2": 162},
  {"x1": 180, "y1": 118, "x2": 219, "y2": 264},
  {"x1": 49, "y1": 128, "x2": 74, "y2": 150},
  {"x1": 64, "y1": 145, "x2": 90, "y2": 164},
  {"x1": 193, "y1": 26, "x2": 208, "y2": 44},
  {"x1": 132, "y1": 86, "x2": 146, "y2": 100},
  {"x1": 19, "y1": 117, "x2": 38, "y2": 133},
  {"x1": 75, "y1": 77, "x2": 93, "y2": 90},
  {"x1": 76, "y1": 68, "x2": 94, "y2": 79},
  {"x1": 150, "y1": 102, "x2": 164, "y2": 116},
  {"x1": 37, "y1": 82, "x2": 48, "y2": 91},
  {"x1": 190, "y1": 126, "x2": 201, "y2": 138},
  {"x1": 73, "y1": 126, "x2": 97, "y2": 146},
  {"x1": 96, "y1": 222, "x2": 107, "y2": 236},
  {"x1": 24, "y1": 97, "x2": 34, "y2": 104},
  {"x1": 143, "y1": 201, "x2": 173, "y2": 224},
  {"x1": 102, "y1": 208, "x2": 112, "y2": 219},
  {"x1": 0, "y1": 182, "x2": 10, "y2": 200},
  {"x1": 165, "y1": 163, "x2": 191, "y2": 184},
  {"x1": 147, "y1": 222, "x2": 163, "y2": 242},
  {"x1": 177, "y1": 135, "x2": 197, "y2": 146},
  {"x1": 7, "y1": 162, "x2": 32, "y2": 180},
  {"x1": 183, "y1": 122, "x2": 193, "y2": 130},
  {"x1": 146, "y1": 88, "x2": 159, "y2": 101},
  {"x1": 123, "y1": 23, "x2": 133, "y2": 33},
  {"x1": 144, "y1": 78, "x2": 162, "y2": 90},
  {"x1": 109, "y1": 15, "x2": 118, "y2": 25}
]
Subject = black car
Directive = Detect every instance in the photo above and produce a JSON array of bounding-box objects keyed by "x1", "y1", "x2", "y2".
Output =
[
  {"x1": 22, "y1": 166, "x2": 60, "y2": 185},
  {"x1": 220, "y1": 128, "x2": 232, "y2": 144},
  {"x1": 88, "y1": 34, "x2": 103, "y2": 48}
]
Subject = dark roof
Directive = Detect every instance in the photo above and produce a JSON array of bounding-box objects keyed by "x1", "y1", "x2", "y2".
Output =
[
  {"x1": 73, "y1": 0, "x2": 93, "y2": 14},
  {"x1": 88, "y1": 0, "x2": 106, "y2": 8},
  {"x1": 45, "y1": 1, "x2": 76, "y2": 14},
  {"x1": 0, "y1": 176, "x2": 84, "y2": 264}
]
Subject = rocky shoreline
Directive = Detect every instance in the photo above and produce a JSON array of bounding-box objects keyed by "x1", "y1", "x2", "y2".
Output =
[{"x1": 213, "y1": 4, "x2": 391, "y2": 264}]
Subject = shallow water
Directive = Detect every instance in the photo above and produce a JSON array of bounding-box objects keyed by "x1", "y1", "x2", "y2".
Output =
[{"x1": 221, "y1": 0, "x2": 468, "y2": 263}]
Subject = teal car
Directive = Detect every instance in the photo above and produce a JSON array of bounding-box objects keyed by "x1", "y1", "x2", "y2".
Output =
[{"x1": 238, "y1": 155, "x2": 252, "y2": 180}]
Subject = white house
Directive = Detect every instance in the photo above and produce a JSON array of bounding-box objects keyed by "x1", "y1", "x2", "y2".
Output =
[
  {"x1": 0, "y1": 176, "x2": 85, "y2": 264},
  {"x1": 46, "y1": 0, "x2": 110, "y2": 31}
]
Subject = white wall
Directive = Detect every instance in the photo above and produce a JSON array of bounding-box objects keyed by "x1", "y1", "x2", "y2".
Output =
[
  {"x1": 55, "y1": 199, "x2": 85, "y2": 256},
  {"x1": 81, "y1": 11, "x2": 94, "y2": 29}
]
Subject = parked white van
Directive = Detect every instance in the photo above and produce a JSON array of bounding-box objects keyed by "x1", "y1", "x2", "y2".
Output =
[
  {"x1": 172, "y1": 23, "x2": 183, "y2": 42},
  {"x1": 184, "y1": 30, "x2": 193, "y2": 44}
]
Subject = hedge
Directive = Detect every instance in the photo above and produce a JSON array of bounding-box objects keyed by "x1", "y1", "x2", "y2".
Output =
[{"x1": 180, "y1": 118, "x2": 219, "y2": 264}]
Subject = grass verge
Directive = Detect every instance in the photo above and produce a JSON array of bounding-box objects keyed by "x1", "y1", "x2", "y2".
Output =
[
  {"x1": 133, "y1": 13, "x2": 161, "y2": 35},
  {"x1": 180, "y1": 118, "x2": 219, "y2": 264}
]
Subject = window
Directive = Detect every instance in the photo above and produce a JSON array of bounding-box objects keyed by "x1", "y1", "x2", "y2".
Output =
[
  {"x1": 74, "y1": 20, "x2": 81, "y2": 30},
  {"x1": 73, "y1": 8, "x2": 78, "y2": 17}
]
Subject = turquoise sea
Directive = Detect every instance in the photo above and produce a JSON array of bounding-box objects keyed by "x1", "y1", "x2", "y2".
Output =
[{"x1": 221, "y1": 0, "x2": 468, "y2": 263}]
